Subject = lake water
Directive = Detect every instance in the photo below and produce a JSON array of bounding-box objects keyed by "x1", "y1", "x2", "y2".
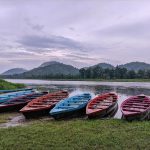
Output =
[{"x1": 6, "y1": 79, "x2": 150, "y2": 119}]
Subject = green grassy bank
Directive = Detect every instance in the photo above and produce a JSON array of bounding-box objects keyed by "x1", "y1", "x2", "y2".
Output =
[
  {"x1": 0, "y1": 79, "x2": 25, "y2": 90},
  {"x1": 0, "y1": 119, "x2": 149, "y2": 150}
]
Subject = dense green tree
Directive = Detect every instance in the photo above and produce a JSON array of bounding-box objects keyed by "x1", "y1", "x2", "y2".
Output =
[
  {"x1": 137, "y1": 70, "x2": 145, "y2": 78},
  {"x1": 146, "y1": 70, "x2": 150, "y2": 78},
  {"x1": 79, "y1": 68, "x2": 86, "y2": 78},
  {"x1": 92, "y1": 66, "x2": 100, "y2": 78},
  {"x1": 78, "y1": 67, "x2": 150, "y2": 80},
  {"x1": 85, "y1": 68, "x2": 92, "y2": 78},
  {"x1": 2, "y1": 66, "x2": 150, "y2": 80},
  {"x1": 127, "y1": 70, "x2": 136, "y2": 79}
]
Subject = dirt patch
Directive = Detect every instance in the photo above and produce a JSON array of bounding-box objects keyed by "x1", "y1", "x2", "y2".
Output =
[
  {"x1": 0, "y1": 113, "x2": 54, "y2": 128},
  {"x1": 0, "y1": 113, "x2": 25, "y2": 128}
]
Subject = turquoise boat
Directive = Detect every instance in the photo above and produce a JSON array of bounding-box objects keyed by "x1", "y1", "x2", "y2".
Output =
[
  {"x1": 50, "y1": 93, "x2": 91, "y2": 119},
  {"x1": 0, "y1": 90, "x2": 34, "y2": 103},
  {"x1": 0, "y1": 88, "x2": 33, "y2": 94}
]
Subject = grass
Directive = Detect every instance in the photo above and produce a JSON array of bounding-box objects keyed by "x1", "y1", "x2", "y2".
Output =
[
  {"x1": 0, "y1": 79, "x2": 25, "y2": 90},
  {"x1": 0, "y1": 119, "x2": 149, "y2": 150}
]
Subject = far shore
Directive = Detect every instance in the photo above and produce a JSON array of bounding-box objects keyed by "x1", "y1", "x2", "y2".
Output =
[{"x1": 4, "y1": 78, "x2": 150, "y2": 82}]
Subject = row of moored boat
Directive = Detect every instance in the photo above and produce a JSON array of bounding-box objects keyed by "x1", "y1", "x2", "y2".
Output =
[{"x1": 0, "y1": 89, "x2": 150, "y2": 121}]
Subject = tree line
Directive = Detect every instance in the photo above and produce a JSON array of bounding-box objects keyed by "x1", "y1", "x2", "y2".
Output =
[
  {"x1": 2, "y1": 66, "x2": 150, "y2": 79},
  {"x1": 79, "y1": 66, "x2": 150, "y2": 79}
]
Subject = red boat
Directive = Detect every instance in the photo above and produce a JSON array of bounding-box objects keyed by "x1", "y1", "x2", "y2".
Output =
[
  {"x1": 86, "y1": 93, "x2": 118, "y2": 119},
  {"x1": 20, "y1": 91, "x2": 69, "y2": 119},
  {"x1": 0, "y1": 92, "x2": 48, "y2": 112},
  {"x1": 121, "y1": 95, "x2": 150, "y2": 121}
]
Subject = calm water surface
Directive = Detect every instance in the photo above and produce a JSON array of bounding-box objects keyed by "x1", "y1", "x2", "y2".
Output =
[{"x1": 6, "y1": 79, "x2": 150, "y2": 119}]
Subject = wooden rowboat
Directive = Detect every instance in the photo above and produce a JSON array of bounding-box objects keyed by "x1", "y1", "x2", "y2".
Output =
[
  {"x1": 50, "y1": 93, "x2": 91, "y2": 119},
  {"x1": 0, "y1": 92, "x2": 48, "y2": 112},
  {"x1": 0, "y1": 88, "x2": 33, "y2": 94},
  {"x1": 0, "y1": 90, "x2": 34, "y2": 103},
  {"x1": 121, "y1": 95, "x2": 150, "y2": 121},
  {"x1": 86, "y1": 93, "x2": 118, "y2": 119},
  {"x1": 20, "y1": 91, "x2": 69, "y2": 119}
]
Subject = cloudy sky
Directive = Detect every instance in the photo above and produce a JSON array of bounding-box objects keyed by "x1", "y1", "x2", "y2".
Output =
[{"x1": 0, "y1": 0, "x2": 150, "y2": 73}]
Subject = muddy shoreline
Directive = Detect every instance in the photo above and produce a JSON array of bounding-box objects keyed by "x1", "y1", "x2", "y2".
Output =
[{"x1": 0, "y1": 112, "x2": 54, "y2": 128}]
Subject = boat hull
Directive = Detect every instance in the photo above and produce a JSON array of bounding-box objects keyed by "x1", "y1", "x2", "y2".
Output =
[
  {"x1": 20, "y1": 91, "x2": 69, "y2": 119},
  {"x1": 0, "y1": 88, "x2": 33, "y2": 94},
  {"x1": 122, "y1": 109, "x2": 150, "y2": 121},
  {"x1": 87, "y1": 102, "x2": 118, "y2": 119},
  {"x1": 0, "y1": 92, "x2": 48, "y2": 113},
  {"x1": 0, "y1": 90, "x2": 34, "y2": 103},
  {"x1": 22, "y1": 107, "x2": 53, "y2": 119},
  {"x1": 121, "y1": 95, "x2": 150, "y2": 121},
  {"x1": 51, "y1": 107, "x2": 86, "y2": 120},
  {"x1": 0, "y1": 103, "x2": 28, "y2": 113},
  {"x1": 50, "y1": 93, "x2": 91, "y2": 120},
  {"x1": 86, "y1": 93, "x2": 118, "y2": 119}
]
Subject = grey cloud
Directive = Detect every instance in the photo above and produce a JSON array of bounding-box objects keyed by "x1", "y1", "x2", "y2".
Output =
[
  {"x1": 31, "y1": 24, "x2": 44, "y2": 31},
  {"x1": 65, "y1": 54, "x2": 95, "y2": 61},
  {"x1": 68, "y1": 27, "x2": 75, "y2": 31},
  {"x1": 18, "y1": 35, "x2": 85, "y2": 51},
  {"x1": 98, "y1": 18, "x2": 150, "y2": 39},
  {"x1": 0, "y1": 52, "x2": 35, "y2": 58},
  {"x1": 24, "y1": 18, "x2": 44, "y2": 31}
]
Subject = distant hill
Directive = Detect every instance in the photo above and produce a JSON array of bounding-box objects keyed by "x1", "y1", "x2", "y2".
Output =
[
  {"x1": 84, "y1": 63, "x2": 114, "y2": 70},
  {"x1": 1, "y1": 68, "x2": 27, "y2": 75},
  {"x1": 4, "y1": 61, "x2": 79, "y2": 78},
  {"x1": 119, "y1": 62, "x2": 150, "y2": 71},
  {"x1": 39, "y1": 61, "x2": 60, "y2": 67},
  {"x1": 2, "y1": 61, "x2": 150, "y2": 79},
  {"x1": 93, "y1": 63, "x2": 114, "y2": 69}
]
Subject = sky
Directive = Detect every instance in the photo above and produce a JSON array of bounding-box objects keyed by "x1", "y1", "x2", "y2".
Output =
[{"x1": 0, "y1": 0, "x2": 150, "y2": 73}]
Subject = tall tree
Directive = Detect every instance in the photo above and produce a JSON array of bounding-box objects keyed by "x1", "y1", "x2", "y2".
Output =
[
  {"x1": 127, "y1": 70, "x2": 136, "y2": 79},
  {"x1": 85, "y1": 68, "x2": 92, "y2": 78},
  {"x1": 137, "y1": 70, "x2": 145, "y2": 78},
  {"x1": 79, "y1": 68, "x2": 86, "y2": 78}
]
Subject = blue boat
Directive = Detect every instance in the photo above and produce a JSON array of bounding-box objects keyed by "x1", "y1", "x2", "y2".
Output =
[
  {"x1": 0, "y1": 88, "x2": 33, "y2": 94},
  {"x1": 0, "y1": 90, "x2": 34, "y2": 103},
  {"x1": 50, "y1": 93, "x2": 92, "y2": 119}
]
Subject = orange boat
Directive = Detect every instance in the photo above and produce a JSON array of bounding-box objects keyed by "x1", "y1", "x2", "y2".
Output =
[
  {"x1": 86, "y1": 93, "x2": 118, "y2": 119},
  {"x1": 20, "y1": 91, "x2": 69, "y2": 119}
]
